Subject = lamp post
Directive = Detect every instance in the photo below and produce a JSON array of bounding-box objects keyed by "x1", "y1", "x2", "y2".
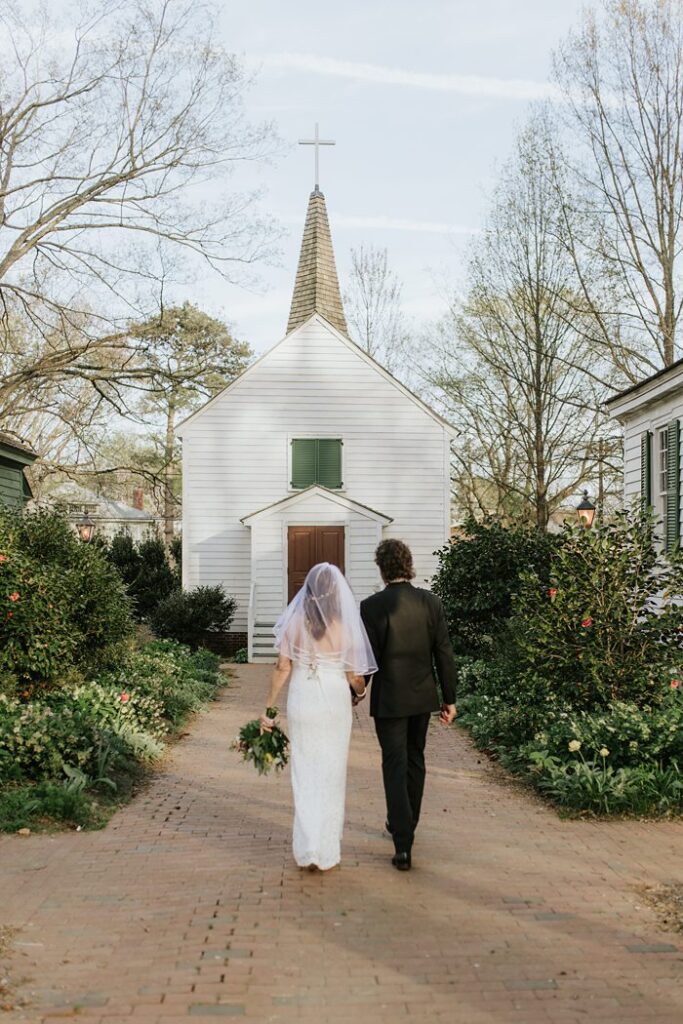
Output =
[
  {"x1": 576, "y1": 490, "x2": 596, "y2": 528},
  {"x1": 76, "y1": 512, "x2": 96, "y2": 543}
]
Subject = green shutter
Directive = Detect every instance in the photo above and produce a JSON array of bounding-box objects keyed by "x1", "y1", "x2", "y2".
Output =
[
  {"x1": 291, "y1": 438, "x2": 342, "y2": 489},
  {"x1": 641, "y1": 430, "x2": 652, "y2": 507},
  {"x1": 666, "y1": 419, "x2": 680, "y2": 553},
  {"x1": 291, "y1": 439, "x2": 317, "y2": 488},
  {"x1": 317, "y1": 439, "x2": 342, "y2": 489}
]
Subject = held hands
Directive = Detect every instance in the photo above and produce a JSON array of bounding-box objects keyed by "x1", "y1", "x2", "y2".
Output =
[{"x1": 439, "y1": 703, "x2": 457, "y2": 725}]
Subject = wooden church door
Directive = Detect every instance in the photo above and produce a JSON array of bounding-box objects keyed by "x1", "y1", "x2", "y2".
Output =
[{"x1": 287, "y1": 526, "x2": 345, "y2": 603}]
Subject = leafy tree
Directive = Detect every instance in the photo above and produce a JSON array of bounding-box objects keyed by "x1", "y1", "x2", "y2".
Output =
[{"x1": 131, "y1": 303, "x2": 251, "y2": 545}]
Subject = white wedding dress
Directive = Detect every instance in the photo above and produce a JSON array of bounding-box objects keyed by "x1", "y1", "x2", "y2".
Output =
[
  {"x1": 273, "y1": 563, "x2": 377, "y2": 871},
  {"x1": 287, "y1": 659, "x2": 353, "y2": 869}
]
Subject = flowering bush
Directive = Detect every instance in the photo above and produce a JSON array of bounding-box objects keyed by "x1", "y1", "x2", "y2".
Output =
[
  {"x1": 0, "y1": 641, "x2": 223, "y2": 829},
  {"x1": 0, "y1": 506, "x2": 133, "y2": 694},
  {"x1": 512, "y1": 508, "x2": 683, "y2": 709},
  {"x1": 453, "y1": 508, "x2": 683, "y2": 816}
]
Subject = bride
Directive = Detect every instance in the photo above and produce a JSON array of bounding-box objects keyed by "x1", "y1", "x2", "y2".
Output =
[{"x1": 259, "y1": 563, "x2": 377, "y2": 871}]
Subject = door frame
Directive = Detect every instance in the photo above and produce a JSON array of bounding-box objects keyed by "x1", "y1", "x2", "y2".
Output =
[{"x1": 282, "y1": 519, "x2": 349, "y2": 608}]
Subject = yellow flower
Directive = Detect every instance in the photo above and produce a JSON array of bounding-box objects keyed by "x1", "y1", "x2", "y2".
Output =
[
  {"x1": 599, "y1": 747, "x2": 609, "y2": 758},
  {"x1": 568, "y1": 739, "x2": 582, "y2": 752}
]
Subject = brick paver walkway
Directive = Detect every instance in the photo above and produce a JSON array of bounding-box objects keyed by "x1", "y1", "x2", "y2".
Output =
[{"x1": 2, "y1": 665, "x2": 683, "y2": 1023}]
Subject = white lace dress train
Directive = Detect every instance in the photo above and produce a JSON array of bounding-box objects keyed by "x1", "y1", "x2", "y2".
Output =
[{"x1": 286, "y1": 661, "x2": 353, "y2": 869}]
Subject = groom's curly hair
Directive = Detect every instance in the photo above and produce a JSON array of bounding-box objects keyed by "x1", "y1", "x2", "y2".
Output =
[{"x1": 374, "y1": 538, "x2": 415, "y2": 582}]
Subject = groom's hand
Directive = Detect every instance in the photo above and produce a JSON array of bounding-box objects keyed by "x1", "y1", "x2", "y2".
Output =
[{"x1": 439, "y1": 703, "x2": 456, "y2": 725}]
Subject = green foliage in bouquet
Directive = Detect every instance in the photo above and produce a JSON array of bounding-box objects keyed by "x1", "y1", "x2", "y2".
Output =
[{"x1": 233, "y1": 707, "x2": 289, "y2": 775}]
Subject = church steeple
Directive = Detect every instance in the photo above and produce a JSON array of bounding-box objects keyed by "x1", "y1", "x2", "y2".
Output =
[{"x1": 286, "y1": 187, "x2": 348, "y2": 337}]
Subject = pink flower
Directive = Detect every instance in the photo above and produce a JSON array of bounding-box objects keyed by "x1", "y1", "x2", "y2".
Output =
[
  {"x1": 119, "y1": 693, "x2": 130, "y2": 703},
  {"x1": 671, "y1": 679, "x2": 680, "y2": 689},
  {"x1": 581, "y1": 617, "x2": 593, "y2": 628},
  {"x1": 9, "y1": 592, "x2": 19, "y2": 602},
  {"x1": 0, "y1": 554, "x2": 8, "y2": 563},
  {"x1": 548, "y1": 588, "x2": 557, "y2": 599}
]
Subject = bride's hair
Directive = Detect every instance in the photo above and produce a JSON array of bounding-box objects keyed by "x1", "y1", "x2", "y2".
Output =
[
  {"x1": 274, "y1": 562, "x2": 377, "y2": 675},
  {"x1": 304, "y1": 564, "x2": 341, "y2": 640}
]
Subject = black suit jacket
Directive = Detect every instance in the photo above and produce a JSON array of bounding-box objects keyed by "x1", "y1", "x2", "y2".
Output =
[{"x1": 360, "y1": 582, "x2": 457, "y2": 718}]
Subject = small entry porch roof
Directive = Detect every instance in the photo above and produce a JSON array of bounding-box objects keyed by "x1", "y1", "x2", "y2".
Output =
[{"x1": 240, "y1": 485, "x2": 393, "y2": 526}]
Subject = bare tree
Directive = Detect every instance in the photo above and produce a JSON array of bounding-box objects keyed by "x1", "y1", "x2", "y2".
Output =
[
  {"x1": 553, "y1": 0, "x2": 683, "y2": 377},
  {"x1": 431, "y1": 113, "x2": 618, "y2": 530},
  {"x1": 344, "y1": 245, "x2": 408, "y2": 373},
  {"x1": 0, "y1": 0, "x2": 276, "y2": 428}
]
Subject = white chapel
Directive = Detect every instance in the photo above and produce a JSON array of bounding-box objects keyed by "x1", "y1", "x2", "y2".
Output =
[{"x1": 178, "y1": 185, "x2": 456, "y2": 661}]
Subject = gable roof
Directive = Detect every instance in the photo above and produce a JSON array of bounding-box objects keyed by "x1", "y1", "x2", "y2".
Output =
[
  {"x1": 605, "y1": 357, "x2": 683, "y2": 419},
  {"x1": 241, "y1": 484, "x2": 393, "y2": 525},
  {"x1": 0, "y1": 432, "x2": 37, "y2": 466},
  {"x1": 177, "y1": 312, "x2": 457, "y2": 437},
  {"x1": 287, "y1": 188, "x2": 348, "y2": 337}
]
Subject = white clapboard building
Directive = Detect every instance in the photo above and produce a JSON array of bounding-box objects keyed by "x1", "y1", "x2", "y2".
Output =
[
  {"x1": 606, "y1": 359, "x2": 683, "y2": 553},
  {"x1": 178, "y1": 187, "x2": 455, "y2": 660}
]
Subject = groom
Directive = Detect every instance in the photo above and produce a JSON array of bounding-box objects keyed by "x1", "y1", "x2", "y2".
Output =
[{"x1": 360, "y1": 539, "x2": 457, "y2": 872}]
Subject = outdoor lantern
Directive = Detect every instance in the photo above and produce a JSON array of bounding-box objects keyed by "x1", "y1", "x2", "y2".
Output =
[
  {"x1": 576, "y1": 490, "x2": 596, "y2": 528},
  {"x1": 76, "y1": 512, "x2": 96, "y2": 543}
]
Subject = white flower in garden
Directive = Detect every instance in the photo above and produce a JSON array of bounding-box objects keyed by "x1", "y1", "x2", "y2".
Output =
[
  {"x1": 568, "y1": 739, "x2": 582, "y2": 752},
  {"x1": 599, "y1": 747, "x2": 609, "y2": 758}
]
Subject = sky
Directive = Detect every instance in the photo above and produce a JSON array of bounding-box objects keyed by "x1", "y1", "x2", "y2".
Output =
[{"x1": 181, "y1": 0, "x2": 588, "y2": 354}]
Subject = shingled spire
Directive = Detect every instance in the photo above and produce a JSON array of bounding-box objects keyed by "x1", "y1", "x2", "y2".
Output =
[{"x1": 286, "y1": 188, "x2": 348, "y2": 337}]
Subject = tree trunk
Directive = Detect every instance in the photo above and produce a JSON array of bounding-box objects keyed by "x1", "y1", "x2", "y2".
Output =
[{"x1": 163, "y1": 398, "x2": 176, "y2": 550}]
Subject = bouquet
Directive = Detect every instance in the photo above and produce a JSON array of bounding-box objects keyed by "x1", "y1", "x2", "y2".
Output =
[{"x1": 232, "y1": 706, "x2": 289, "y2": 775}]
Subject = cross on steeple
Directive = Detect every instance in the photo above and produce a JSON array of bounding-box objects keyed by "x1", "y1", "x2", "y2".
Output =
[{"x1": 298, "y1": 123, "x2": 335, "y2": 191}]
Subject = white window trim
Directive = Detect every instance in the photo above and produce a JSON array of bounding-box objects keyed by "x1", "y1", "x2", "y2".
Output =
[
  {"x1": 653, "y1": 420, "x2": 670, "y2": 545},
  {"x1": 286, "y1": 433, "x2": 345, "y2": 493}
]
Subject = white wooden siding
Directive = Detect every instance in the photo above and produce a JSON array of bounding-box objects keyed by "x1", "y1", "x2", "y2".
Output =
[
  {"x1": 619, "y1": 388, "x2": 683, "y2": 542},
  {"x1": 250, "y1": 499, "x2": 382, "y2": 625},
  {"x1": 180, "y1": 316, "x2": 450, "y2": 630}
]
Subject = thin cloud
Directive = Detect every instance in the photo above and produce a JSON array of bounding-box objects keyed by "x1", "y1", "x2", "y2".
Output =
[
  {"x1": 331, "y1": 213, "x2": 478, "y2": 236},
  {"x1": 259, "y1": 52, "x2": 558, "y2": 102}
]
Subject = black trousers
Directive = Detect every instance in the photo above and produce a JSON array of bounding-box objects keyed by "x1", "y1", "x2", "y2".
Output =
[{"x1": 374, "y1": 712, "x2": 431, "y2": 854}]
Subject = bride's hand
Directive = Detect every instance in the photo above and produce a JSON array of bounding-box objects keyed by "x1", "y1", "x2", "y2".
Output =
[{"x1": 259, "y1": 711, "x2": 276, "y2": 733}]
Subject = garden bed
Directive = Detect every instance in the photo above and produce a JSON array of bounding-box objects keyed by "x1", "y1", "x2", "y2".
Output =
[
  {"x1": 436, "y1": 511, "x2": 683, "y2": 818},
  {"x1": 0, "y1": 640, "x2": 227, "y2": 833}
]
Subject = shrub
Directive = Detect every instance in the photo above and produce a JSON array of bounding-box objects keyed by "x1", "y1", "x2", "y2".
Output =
[
  {"x1": 432, "y1": 518, "x2": 558, "y2": 657},
  {"x1": 0, "y1": 506, "x2": 133, "y2": 694},
  {"x1": 105, "y1": 533, "x2": 176, "y2": 620},
  {"x1": 511, "y1": 508, "x2": 683, "y2": 710},
  {"x1": 150, "y1": 586, "x2": 236, "y2": 648},
  {"x1": 0, "y1": 640, "x2": 223, "y2": 817}
]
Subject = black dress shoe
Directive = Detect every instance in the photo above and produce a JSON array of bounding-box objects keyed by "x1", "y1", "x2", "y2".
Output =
[{"x1": 392, "y1": 852, "x2": 411, "y2": 871}]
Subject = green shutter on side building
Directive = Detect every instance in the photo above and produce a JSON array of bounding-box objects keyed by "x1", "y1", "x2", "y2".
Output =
[
  {"x1": 640, "y1": 430, "x2": 652, "y2": 507},
  {"x1": 665, "y1": 419, "x2": 680, "y2": 554}
]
